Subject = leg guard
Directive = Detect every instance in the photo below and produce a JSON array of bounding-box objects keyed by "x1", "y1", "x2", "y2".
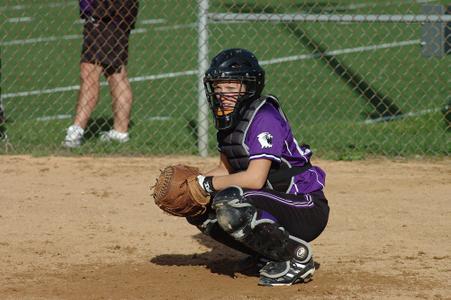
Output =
[
  {"x1": 212, "y1": 186, "x2": 256, "y2": 238},
  {"x1": 186, "y1": 207, "x2": 259, "y2": 256},
  {"x1": 212, "y1": 186, "x2": 312, "y2": 263}
]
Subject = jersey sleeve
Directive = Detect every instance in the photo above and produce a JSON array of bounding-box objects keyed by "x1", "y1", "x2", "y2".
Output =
[{"x1": 245, "y1": 104, "x2": 286, "y2": 163}]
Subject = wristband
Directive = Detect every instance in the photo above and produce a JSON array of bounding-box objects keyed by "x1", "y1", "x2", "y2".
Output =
[
  {"x1": 197, "y1": 175, "x2": 215, "y2": 194},
  {"x1": 196, "y1": 175, "x2": 215, "y2": 194},
  {"x1": 202, "y1": 176, "x2": 215, "y2": 193}
]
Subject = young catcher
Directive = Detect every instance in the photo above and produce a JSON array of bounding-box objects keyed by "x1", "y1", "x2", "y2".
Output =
[{"x1": 152, "y1": 48, "x2": 329, "y2": 287}]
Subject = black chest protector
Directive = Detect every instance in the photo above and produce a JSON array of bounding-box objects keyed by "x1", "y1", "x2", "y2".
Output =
[{"x1": 217, "y1": 95, "x2": 311, "y2": 193}]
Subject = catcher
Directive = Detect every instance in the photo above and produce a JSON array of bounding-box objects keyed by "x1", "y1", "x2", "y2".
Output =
[{"x1": 152, "y1": 48, "x2": 329, "y2": 287}]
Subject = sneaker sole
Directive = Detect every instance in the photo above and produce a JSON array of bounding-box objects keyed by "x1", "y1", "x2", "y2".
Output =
[{"x1": 258, "y1": 268, "x2": 315, "y2": 287}]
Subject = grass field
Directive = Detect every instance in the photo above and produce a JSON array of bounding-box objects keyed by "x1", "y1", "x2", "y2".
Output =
[{"x1": 1, "y1": 0, "x2": 449, "y2": 157}]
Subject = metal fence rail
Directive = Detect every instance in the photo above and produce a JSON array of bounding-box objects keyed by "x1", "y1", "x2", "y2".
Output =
[
  {"x1": 1, "y1": 1, "x2": 449, "y2": 158},
  {"x1": 208, "y1": 13, "x2": 451, "y2": 23}
]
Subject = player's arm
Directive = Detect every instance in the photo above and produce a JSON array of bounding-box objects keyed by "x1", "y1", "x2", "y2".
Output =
[
  {"x1": 205, "y1": 152, "x2": 232, "y2": 176},
  {"x1": 211, "y1": 158, "x2": 271, "y2": 190}
]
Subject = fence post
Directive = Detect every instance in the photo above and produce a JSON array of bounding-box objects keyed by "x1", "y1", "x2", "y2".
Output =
[{"x1": 197, "y1": 0, "x2": 209, "y2": 157}]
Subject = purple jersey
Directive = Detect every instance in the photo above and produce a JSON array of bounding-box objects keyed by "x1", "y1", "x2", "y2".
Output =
[{"x1": 244, "y1": 102, "x2": 326, "y2": 194}]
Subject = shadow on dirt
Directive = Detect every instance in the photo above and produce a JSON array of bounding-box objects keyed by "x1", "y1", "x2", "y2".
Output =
[
  {"x1": 150, "y1": 233, "x2": 321, "y2": 278},
  {"x1": 151, "y1": 233, "x2": 250, "y2": 278}
]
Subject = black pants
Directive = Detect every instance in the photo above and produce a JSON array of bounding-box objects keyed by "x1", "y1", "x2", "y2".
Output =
[
  {"x1": 243, "y1": 189, "x2": 329, "y2": 242},
  {"x1": 188, "y1": 189, "x2": 329, "y2": 255}
]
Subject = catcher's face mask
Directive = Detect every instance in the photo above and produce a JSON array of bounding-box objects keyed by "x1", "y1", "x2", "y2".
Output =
[
  {"x1": 210, "y1": 80, "x2": 246, "y2": 117},
  {"x1": 204, "y1": 48, "x2": 265, "y2": 131}
]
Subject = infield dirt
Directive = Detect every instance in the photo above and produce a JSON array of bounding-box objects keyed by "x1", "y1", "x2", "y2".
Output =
[{"x1": 1, "y1": 155, "x2": 450, "y2": 299}]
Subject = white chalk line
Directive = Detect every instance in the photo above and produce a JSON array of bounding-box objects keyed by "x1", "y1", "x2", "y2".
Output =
[
  {"x1": 73, "y1": 18, "x2": 166, "y2": 25},
  {"x1": 260, "y1": 40, "x2": 420, "y2": 65},
  {"x1": 6, "y1": 17, "x2": 33, "y2": 23},
  {"x1": 3, "y1": 70, "x2": 198, "y2": 99},
  {"x1": 140, "y1": 19, "x2": 166, "y2": 25},
  {"x1": 1, "y1": 30, "x2": 150, "y2": 47},
  {"x1": 362, "y1": 107, "x2": 443, "y2": 124},
  {"x1": 0, "y1": 22, "x2": 187, "y2": 47},
  {"x1": 0, "y1": 2, "x2": 76, "y2": 11},
  {"x1": 146, "y1": 116, "x2": 172, "y2": 121},
  {"x1": 36, "y1": 114, "x2": 72, "y2": 121},
  {"x1": 1, "y1": 34, "x2": 82, "y2": 46},
  {"x1": 331, "y1": 0, "x2": 435, "y2": 11},
  {"x1": 35, "y1": 114, "x2": 171, "y2": 122},
  {"x1": 2, "y1": 40, "x2": 419, "y2": 100}
]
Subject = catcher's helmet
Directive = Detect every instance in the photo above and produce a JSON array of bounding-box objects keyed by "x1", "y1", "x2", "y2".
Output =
[{"x1": 204, "y1": 48, "x2": 265, "y2": 130}]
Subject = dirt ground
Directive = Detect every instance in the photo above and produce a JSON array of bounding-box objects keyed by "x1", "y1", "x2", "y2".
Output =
[{"x1": 0, "y1": 155, "x2": 450, "y2": 300}]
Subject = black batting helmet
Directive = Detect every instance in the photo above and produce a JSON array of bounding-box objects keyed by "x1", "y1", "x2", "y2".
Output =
[{"x1": 204, "y1": 48, "x2": 265, "y2": 130}]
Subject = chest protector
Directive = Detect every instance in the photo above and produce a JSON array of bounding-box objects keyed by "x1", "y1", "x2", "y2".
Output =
[{"x1": 217, "y1": 95, "x2": 311, "y2": 193}]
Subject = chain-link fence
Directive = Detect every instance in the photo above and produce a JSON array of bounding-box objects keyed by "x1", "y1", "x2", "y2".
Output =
[{"x1": 1, "y1": 1, "x2": 450, "y2": 158}]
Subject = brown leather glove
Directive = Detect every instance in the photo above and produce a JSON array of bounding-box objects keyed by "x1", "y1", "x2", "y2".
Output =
[{"x1": 151, "y1": 164, "x2": 210, "y2": 217}]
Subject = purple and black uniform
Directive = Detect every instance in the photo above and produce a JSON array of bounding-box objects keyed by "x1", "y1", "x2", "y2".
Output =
[
  {"x1": 189, "y1": 96, "x2": 329, "y2": 255},
  {"x1": 79, "y1": 0, "x2": 139, "y2": 76},
  {"x1": 200, "y1": 49, "x2": 321, "y2": 285},
  {"x1": 245, "y1": 99, "x2": 325, "y2": 195},
  {"x1": 217, "y1": 95, "x2": 329, "y2": 242}
]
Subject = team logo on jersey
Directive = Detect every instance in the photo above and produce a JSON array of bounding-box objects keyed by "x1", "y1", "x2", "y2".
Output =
[{"x1": 257, "y1": 132, "x2": 273, "y2": 149}]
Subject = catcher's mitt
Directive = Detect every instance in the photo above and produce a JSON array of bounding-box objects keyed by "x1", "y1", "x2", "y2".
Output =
[{"x1": 151, "y1": 164, "x2": 210, "y2": 217}]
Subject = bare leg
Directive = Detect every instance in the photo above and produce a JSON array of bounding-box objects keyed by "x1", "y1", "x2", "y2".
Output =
[
  {"x1": 107, "y1": 66, "x2": 133, "y2": 133},
  {"x1": 73, "y1": 62, "x2": 103, "y2": 129}
]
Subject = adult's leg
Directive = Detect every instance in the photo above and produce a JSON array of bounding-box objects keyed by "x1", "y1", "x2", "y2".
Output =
[
  {"x1": 73, "y1": 62, "x2": 103, "y2": 129},
  {"x1": 107, "y1": 66, "x2": 133, "y2": 133}
]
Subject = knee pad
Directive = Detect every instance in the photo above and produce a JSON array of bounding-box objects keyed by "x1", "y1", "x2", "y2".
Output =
[
  {"x1": 243, "y1": 222, "x2": 312, "y2": 262},
  {"x1": 212, "y1": 187, "x2": 311, "y2": 262},
  {"x1": 212, "y1": 186, "x2": 256, "y2": 238}
]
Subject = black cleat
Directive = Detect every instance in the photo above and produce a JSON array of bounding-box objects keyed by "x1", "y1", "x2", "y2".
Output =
[{"x1": 258, "y1": 258, "x2": 315, "y2": 286}]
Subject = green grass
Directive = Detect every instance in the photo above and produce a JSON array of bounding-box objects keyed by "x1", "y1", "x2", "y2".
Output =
[{"x1": 1, "y1": 0, "x2": 449, "y2": 158}]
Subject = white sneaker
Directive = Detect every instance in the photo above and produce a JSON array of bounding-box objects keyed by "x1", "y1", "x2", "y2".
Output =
[
  {"x1": 63, "y1": 125, "x2": 84, "y2": 148},
  {"x1": 99, "y1": 129, "x2": 129, "y2": 143}
]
